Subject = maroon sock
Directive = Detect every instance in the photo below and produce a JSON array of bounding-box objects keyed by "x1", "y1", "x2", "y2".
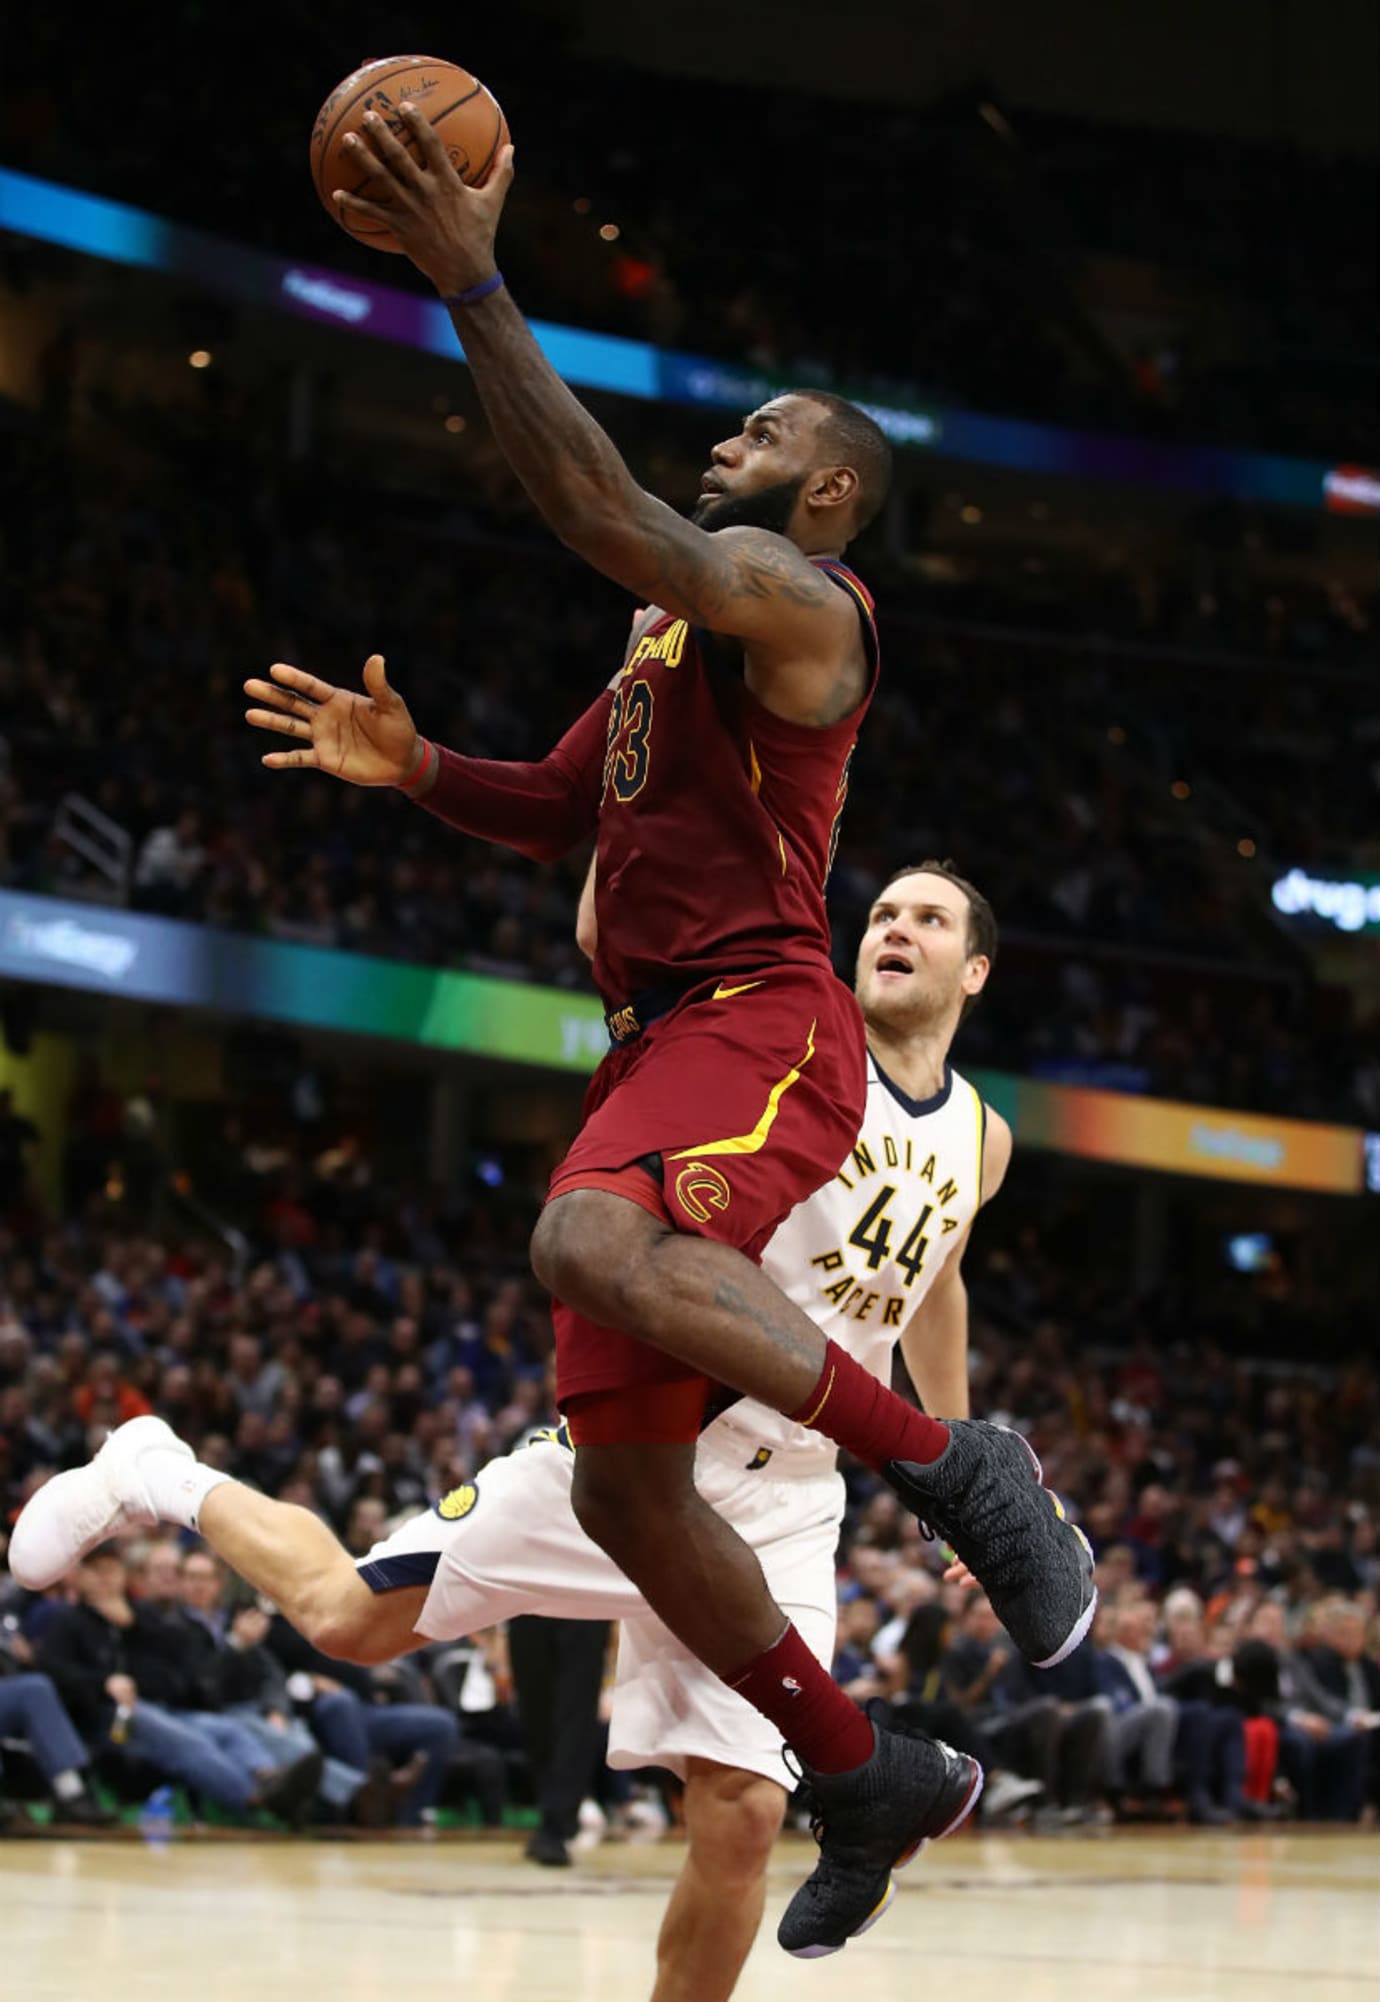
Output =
[
  {"x1": 789, "y1": 1338, "x2": 951, "y2": 1471},
  {"x1": 726, "y1": 1623, "x2": 875, "y2": 1775}
]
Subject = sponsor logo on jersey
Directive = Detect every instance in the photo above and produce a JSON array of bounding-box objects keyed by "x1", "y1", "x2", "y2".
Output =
[
  {"x1": 436, "y1": 1481, "x2": 479, "y2": 1522},
  {"x1": 712, "y1": 980, "x2": 765, "y2": 1001},
  {"x1": 674, "y1": 1160, "x2": 732, "y2": 1222}
]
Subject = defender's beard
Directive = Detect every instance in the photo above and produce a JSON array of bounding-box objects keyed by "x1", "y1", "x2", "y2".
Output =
[
  {"x1": 691, "y1": 475, "x2": 808, "y2": 535},
  {"x1": 859, "y1": 972, "x2": 955, "y2": 1036}
]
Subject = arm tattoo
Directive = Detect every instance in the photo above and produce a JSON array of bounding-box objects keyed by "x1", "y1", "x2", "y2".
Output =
[
  {"x1": 448, "y1": 289, "x2": 642, "y2": 536},
  {"x1": 448, "y1": 291, "x2": 838, "y2": 634},
  {"x1": 710, "y1": 1276, "x2": 825, "y2": 1370},
  {"x1": 644, "y1": 525, "x2": 834, "y2": 624}
]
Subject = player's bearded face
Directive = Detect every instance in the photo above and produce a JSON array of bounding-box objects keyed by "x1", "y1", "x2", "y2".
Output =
[
  {"x1": 855, "y1": 915, "x2": 969, "y2": 1028},
  {"x1": 691, "y1": 473, "x2": 808, "y2": 534}
]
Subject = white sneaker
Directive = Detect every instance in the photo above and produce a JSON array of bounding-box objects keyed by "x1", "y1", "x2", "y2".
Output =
[
  {"x1": 9, "y1": 1416, "x2": 194, "y2": 1589},
  {"x1": 570, "y1": 1798, "x2": 607, "y2": 1855},
  {"x1": 982, "y1": 1770, "x2": 1044, "y2": 1822}
]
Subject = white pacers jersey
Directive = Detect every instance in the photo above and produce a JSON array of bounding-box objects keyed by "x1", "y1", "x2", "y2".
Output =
[{"x1": 704, "y1": 1054, "x2": 989, "y2": 1470}]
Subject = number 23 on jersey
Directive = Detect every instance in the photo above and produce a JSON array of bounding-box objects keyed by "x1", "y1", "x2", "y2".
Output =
[{"x1": 603, "y1": 678, "x2": 655, "y2": 803}]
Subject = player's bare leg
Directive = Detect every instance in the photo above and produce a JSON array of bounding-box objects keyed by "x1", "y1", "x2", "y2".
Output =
[
  {"x1": 570, "y1": 1444, "x2": 786, "y2": 1673},
  {"x1": 198, "y1": 1485, "x2": 427, "y2": 1665},
  {"x1": 539, "y1": 1184, "x2": 1090, "y2": 1958},
  {"x1": 533, "y1": 1191, "x2": 827, "y2": 1410},
  {"x1": 651, "y1": 1760, "x2": 786, "y2": 2002},
  {"x1": 9, "y1": 1416, "x2": 426, "y2": 1666},
  {"x1": 535, "y1": 1189, "x2": 1093, "y2": 1670}
]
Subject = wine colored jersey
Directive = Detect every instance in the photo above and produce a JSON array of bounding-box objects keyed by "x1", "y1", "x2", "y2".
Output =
[{"x1": 421, "y1": 557, "x2": 878, "y2": 1005}]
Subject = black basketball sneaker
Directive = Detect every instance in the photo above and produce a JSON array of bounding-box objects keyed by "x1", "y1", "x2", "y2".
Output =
[
  {"x1": 777, "y1": 1722, "x2": 982, "y2": 1958},
  {"x1": 885, "y1": 1420, "x2": 1097, "y2": 1666}
]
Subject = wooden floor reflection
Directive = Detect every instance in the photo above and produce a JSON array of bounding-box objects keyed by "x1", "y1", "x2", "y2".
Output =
[{"x1": 4, "y1": 1823, "x2": 1376, "y2": 2001}]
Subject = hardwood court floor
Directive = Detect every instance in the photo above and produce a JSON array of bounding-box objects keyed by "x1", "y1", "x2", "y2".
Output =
[{"x1": 3, "y1": 1825, "x2": 1376, "y2": 2002}]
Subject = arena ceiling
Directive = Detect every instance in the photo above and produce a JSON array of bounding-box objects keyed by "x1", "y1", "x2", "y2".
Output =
[{"x1": 545, "y1": 0, "x2": 1379, "y2": 152}]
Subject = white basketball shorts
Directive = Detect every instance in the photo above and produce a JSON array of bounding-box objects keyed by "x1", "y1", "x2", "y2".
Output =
[{"x1": 355, "y1": 1422, "x2": 844, "y2": 1791}]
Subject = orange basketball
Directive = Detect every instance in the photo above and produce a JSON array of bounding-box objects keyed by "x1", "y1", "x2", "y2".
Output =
[{"x1": 311, "y1": 56, "x2": 509, "y2": 254}]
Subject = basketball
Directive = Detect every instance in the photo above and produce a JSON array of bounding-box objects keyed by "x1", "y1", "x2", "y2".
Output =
[{"x1": 310, "y1": 55, "x2": 510, "y2": 253}]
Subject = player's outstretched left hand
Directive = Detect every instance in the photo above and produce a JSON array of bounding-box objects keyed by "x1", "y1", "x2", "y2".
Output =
[
  {"x1": 336, "y1": 105, "x2": 515, "y2": 300},
  {"x1": 245, "y1": 655, "x2": 423, "y2": 788}
]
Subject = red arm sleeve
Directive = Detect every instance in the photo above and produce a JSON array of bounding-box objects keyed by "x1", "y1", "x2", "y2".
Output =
[{"x1": 416, "y1": 689, "x2": 612, "y2": 863}]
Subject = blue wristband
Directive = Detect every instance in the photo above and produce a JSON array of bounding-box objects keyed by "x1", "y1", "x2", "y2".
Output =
[{"x1": 443, "y1": 271, "x2": 504, "y2": 308}]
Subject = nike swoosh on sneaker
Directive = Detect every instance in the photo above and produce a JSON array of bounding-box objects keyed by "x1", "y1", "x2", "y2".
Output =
[{"x1": 712, "y1": 980, "x2": 765, "y2": 1000}]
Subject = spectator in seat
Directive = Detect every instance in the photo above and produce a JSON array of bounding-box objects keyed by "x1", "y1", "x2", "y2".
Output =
[
  {"x1": 1, "y1": 1612, "x2": 113, "y2": 1827},
  {"x1": 175, "y1": 1545, "x2": 415, "y2": 1827},
  {"x1": 264, "y1": 1608, "x2": 459, "y2": 1826},
  {"x1": 1302, "y1": 1597, "x2": 1380, "y2": 1811},
  {"x1": 887, "y1": 1600, "x2": 1044, "y2": 1826},
  {"x1": 1148, "y1": 1598, "x2": 1247, "y2": 1823},
  {"x1": 997, "y1": 1622, "x2": 1112, "y2": 1829},
  {"x1": 133, "y1": 808, "x2": 206, "y2": 917},
  {"x1": 35, "y1": 1548, "x2": 321, "y2": 1825},
  {"x1": 1232, "y1": 1601, "x2": 1367, "y2": 1822},
  {"x1": 941, "y1": 1594, "x2": 1100, "y2": 1831},
  {"x1": 1096, "y1": 1598, "x2": 1183, "y2": 1816}
]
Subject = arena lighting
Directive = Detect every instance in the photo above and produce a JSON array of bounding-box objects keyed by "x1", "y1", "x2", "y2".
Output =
[
  {"x1": 1271, "y1": 866, "x2": 1380, "y2": 934},
  {"x1": 1, "y1": 162, "x2": 1374, "y2": 506},
  {"x1": 1323, "y1": 466, "x2": 1380, "y2": 514}
]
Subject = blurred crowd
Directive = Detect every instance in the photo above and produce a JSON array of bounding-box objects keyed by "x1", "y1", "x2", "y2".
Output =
[
  {"x1": 2, "y1": 398, "x2": 1374, "y2": 1124},
  {"x1": 1, "y1": 1119, "x2": 1375, "y2": 1831},
  {"x1": 7, "y1": 10, "x2": 1375, "y2": 458}
]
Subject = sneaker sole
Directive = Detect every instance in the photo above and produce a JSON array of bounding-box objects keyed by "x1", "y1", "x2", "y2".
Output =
[
  {"x1": 1004, "y1": 1430, "x2": 1099, "y2": 1670},
  {"x1": 784, "y1": 1756, "x2": 984, "y2": 1961}
]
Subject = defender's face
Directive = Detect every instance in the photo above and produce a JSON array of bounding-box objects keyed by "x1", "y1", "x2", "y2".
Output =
[
  {"x1": 855, "y1": 872, "x2": 985, "y2": 1028},
  {"x1": 691, "y1": 397, "x2": 819, "y2": 530}
]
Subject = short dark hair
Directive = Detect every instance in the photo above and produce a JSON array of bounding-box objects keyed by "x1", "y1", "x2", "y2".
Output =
[
  {"x1": 790, "y1": 389, "x2": 893, "y2": 535},
  {"x1": 877, "y1": 858, "x2": 998, "y2": 1022}
]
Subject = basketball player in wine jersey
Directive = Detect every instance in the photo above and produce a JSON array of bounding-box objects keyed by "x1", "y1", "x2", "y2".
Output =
[
  {"x1": 42, "y1": 118, "x2": 1091, "y2": 1948},
  {"x1": 17, "y1": 863, "x2": 1030, "y2": 1989}
]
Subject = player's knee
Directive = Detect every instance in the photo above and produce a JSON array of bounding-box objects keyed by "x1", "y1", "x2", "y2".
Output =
[
  {"x1": 569, "y1": 1454, "x2": 629, "y2": 1554},
  {"x1": 688, "y1": 1771, "x2": 786, "y2": 1881},
  {"x1": 570, "y1": 1451, "x2": 694, "y2": 1562},
  {"x1": 530, "y1": 1192, "x2": 658, "y2": 1324},
  {"x1": 530, "y1": 1195, "x2": 594, "y2": 1300},
  {"x1": 304, "y1": 1598, "x2": 390, "y2": 1667}
]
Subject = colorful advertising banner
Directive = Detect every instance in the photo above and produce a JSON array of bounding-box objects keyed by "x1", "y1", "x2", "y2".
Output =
[
  {"x1": 1, "y1": 166, "x2": 1373, "y2": 512},
  {"x1": 0, "y1": 893, "x2": 1366, "y2": 1193},
  {"x1": 1270, "y1": 867, "x2": 1380, "y2": 936},
  {"x1": 0, "y1": 892, "x2": 608, "y2": 1073},
  {"x1": 970, "y1": 1069, "x2": 1364, "y2": 1196}
]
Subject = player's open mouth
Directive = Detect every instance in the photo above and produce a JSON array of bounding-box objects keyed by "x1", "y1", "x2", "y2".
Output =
[
  {"x1": 700, "y1": 477, "x2": 725, "y2": 496},
  {"x1": 877, "y1": 956, "x2": 913, "y2": 977}
]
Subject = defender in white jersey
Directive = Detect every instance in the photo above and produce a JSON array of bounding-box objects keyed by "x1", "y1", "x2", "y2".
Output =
[{"x1": 12, "y1": 863, "x2": 1011, "y2": 2001}]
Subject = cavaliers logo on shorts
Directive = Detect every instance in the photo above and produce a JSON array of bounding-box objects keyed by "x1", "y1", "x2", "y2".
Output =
[
  {"x1": 435, "y1": 1481, "x2": 479, "y2": 1521},
  {"x1": 673, "y1": 1160, "x2": 732, "y2": 1223}
]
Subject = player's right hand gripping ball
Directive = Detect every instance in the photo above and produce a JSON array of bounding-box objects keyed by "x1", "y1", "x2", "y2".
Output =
[{"x1": 311, "y1": 55, "x2": 509, "y2": 252}]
